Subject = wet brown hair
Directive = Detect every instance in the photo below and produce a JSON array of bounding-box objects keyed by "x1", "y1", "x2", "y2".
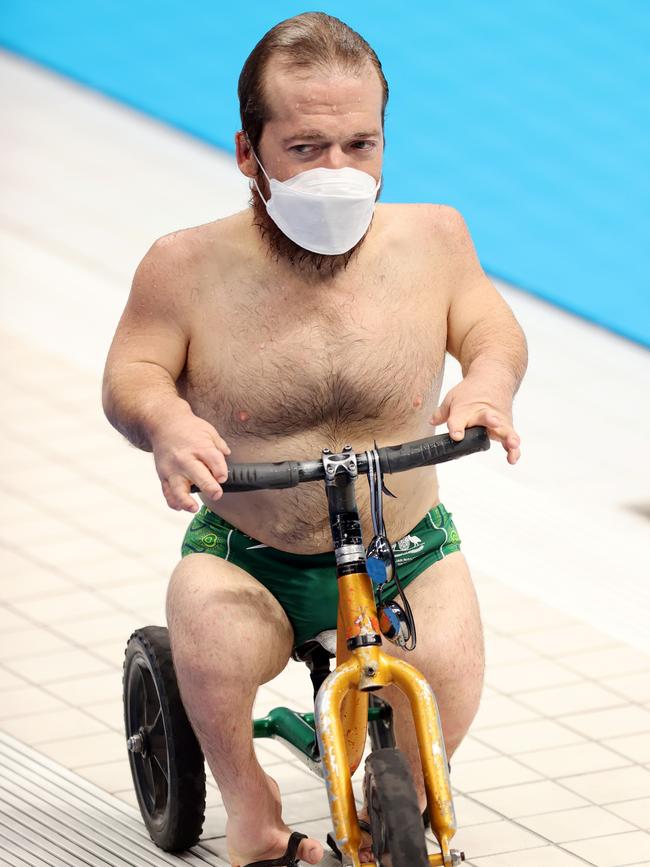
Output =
[{"x1": 238, "y1": 12, "x2": 389, "y2": 152}]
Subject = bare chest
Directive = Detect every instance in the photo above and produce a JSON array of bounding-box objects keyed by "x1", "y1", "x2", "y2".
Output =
[{"x1": 184, "y1": 269, "x2": 447, "y2": 445}]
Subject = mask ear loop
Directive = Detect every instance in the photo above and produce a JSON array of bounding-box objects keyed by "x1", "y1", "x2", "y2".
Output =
[{"x1": 245, "y1": 136, "x2": 272, "y2": 205}]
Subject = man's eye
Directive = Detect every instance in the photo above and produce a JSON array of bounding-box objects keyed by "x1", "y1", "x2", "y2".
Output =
[{"x1": 291, "y1": 144, "x2": 316, "y2": 154}]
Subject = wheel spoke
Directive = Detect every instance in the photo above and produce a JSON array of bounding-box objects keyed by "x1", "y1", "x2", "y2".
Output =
[
  {"x1": 134, "y1": 663, "x2": 150, "y2": 726},
  {"x1": 149, "y1": 707, "x2": 164, "y2": 739},
  {"x1": 153, "y1": 753, "x2": 169, "y2": 783},
  {"x1": 141, "y1": 756, "x2": 156, "y2": 813},
  {"x1": 150, "y1": 751, "x2": 169, "y2": 812}
]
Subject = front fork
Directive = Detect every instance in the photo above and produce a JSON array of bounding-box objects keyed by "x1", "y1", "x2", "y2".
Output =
[
  {"x1": 314, "y1": 643, "x2": 456, "y2": 867},
  {"x1": 318, "y1": 449, "x2": 457, "y2": 866}
]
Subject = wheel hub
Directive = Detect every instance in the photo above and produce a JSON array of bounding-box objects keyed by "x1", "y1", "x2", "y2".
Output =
[{"x1": 127, "y1": 727, "x2": 150, "y2": 757}]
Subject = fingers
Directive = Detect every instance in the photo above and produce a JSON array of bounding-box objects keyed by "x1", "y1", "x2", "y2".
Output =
[
  {"x1": 162, "y1": 475, "x2": 199, "y2": 513},
  {"x1": 211, "y1": 431, "x2": 231, "y2": 456},
  {"x1": 445, "y1": 405, "x2": 521, "y2": 463},
  {"x1": 162, "y1": 459, "x2": 227, "y2": 512},
  {"x1": 198, "y1": 447, "x2": 229, "y2": 485},
  {"x1": 430, "y1": 394, "x2": 451, "y2": 427}
]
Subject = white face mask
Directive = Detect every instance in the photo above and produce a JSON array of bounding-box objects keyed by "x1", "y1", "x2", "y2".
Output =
[{"x1": 251, "y1": 149, "x2": 380, "y2": 256}]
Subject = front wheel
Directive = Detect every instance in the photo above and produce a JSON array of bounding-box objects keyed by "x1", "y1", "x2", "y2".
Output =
[
  {"x1": 364, "y1": 748, "x2": 429, "y2": 867},
  {"x1": 123, "y1": 626, "x2": 206, "y2": 851}
]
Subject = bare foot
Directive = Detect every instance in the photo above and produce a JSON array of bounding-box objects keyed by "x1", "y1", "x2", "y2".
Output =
[
  {"x1": 227, "y1": 773, "x2": 323, "y2": 867},
  {"x1": 355, "y1": 807, "x2": 374, "y2": 864}
]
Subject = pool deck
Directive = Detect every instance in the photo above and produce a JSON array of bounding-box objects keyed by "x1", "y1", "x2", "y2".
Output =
[{"x1": 1, "y1": 51, "x2": 649, "y2": 867}]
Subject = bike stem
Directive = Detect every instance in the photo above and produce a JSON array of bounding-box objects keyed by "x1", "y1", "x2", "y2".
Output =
[{"x1": 322, "y1": 445, "x2": 383, "y2": 653}]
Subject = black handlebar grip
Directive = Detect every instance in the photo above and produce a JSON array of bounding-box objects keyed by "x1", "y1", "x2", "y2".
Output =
[
  {"x1": 190, "y1": 460, "x2": 303, "y2": 493},
  {"x1": 377, "y1": 426, "x2": 490, "y2": 474}
]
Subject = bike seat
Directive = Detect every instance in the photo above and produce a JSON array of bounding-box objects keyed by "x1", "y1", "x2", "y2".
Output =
[{"x1": 293, "y1": 628, "x2": 336, "y2": 662}]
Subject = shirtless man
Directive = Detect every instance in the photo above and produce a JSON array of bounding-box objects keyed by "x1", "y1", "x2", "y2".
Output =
[{"x1": 103, "y1": 12, "x2": 527, "y2": 867}]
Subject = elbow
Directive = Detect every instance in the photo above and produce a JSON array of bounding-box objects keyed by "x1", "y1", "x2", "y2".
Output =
[{"x1": 101, "y1": 368, "x2": 118, "y2": 429}]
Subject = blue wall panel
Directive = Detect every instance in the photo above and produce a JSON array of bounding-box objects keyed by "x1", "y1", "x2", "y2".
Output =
[{"x1": 3, "y1": 1, "x2": 648, "y2": 345}]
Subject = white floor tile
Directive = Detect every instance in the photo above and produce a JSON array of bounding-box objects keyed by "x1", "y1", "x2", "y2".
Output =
[
  {"x1": 0, "y1": 605, "x2": 32, "y2": 632},
  {"x1": 0, "y1": 705, "x2": 108, "y2": 744},
  {"x1": 472, "y1": 695, "x2": 540, "y2": 729},
  {"x1": 561, "y1": 705, "x2": 650, "y2": 740},
  {"x1": 0, "y1": 685, "x2": 65, "y2": 719},
  {"x1": 473, "y1": 719, "x2": 585, "y2": 754},
  {"x1": 516, "y1": 741, "x2": 631, "y2": 778},
  {"x1": 485, "y1": 659, "x2": 582, "y2": 694},
  {"x1": 517, "y1": 804, "x2": 636, "y2": 843},
  {"x1": 515, "y1": 681, "x2": 626, "y2": 716},
  {"x1": 37, "y1": 729, "x2": 127, "y2": 767},
  {"x1": 74, "y1": 757, "x2": 134, "y2": 792},
  {"x1": 561, "y1": 766, "x2": 650, "y2": 805},
  {"x1": 602, "y1": 671, "x2": 650, "y2": 704},
  {"x1": 607, "y1": 797, "x2": 650, "y2": 830},
  {"x1": 562, "y1": 830, "x2": 650, "y2": 867},
  {"x1": 471, "y1": 779, "x2": 589, "y2": 818},
  {"x1": 0, "y1": 625, "x2": 72, "y2": 659},
  {"x1": 470, "y1": 846, "x2": 602, "y2": 866},
  {"x1": 451, "y1": 756, "x2": 542, "y2": 793},
  {"x1": 518, "y1": 623, "x2": 618, "y2": 656},
  {"x1": 452, "y1": 819, "x2": 546, "y2": 858}
]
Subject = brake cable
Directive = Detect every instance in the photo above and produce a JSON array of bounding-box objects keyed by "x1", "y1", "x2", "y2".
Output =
[{"x1": 365, "y1": 446, "x2": 417, "y2": 651}]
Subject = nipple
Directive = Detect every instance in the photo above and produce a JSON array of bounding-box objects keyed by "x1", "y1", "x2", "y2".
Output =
[
  {"x1": 412, "y1": 395, "x2": 423, "y2": 409},
  {"x1": 238, "y1": 409, "x2": 250, "y2": 423}
]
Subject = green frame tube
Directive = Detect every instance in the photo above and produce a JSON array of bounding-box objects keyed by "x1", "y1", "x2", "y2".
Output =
[{"x1": 252, "y1": 705, "x2": 388, "y2": 763}]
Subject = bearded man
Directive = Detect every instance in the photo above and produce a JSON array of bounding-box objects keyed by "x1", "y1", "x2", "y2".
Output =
[{"x1": 103, "y1": 12, "x2": 527, "y2": 867}]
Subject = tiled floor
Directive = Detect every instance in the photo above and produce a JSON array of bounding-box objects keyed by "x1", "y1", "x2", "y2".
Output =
[{"x1": 2, "y1": 50, "x2": 650, "y2": 867}]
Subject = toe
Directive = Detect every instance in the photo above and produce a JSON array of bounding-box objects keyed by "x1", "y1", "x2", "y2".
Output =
[{"x1": 298, "y1": 836, "x2": 324, "y2": 864}]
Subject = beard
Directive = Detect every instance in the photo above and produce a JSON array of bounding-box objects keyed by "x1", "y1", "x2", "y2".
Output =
[{"x1": 250, "y1": 173, "x2": 376, "y2": 279}]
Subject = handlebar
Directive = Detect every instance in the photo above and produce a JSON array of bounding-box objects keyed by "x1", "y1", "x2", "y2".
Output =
[{"x1": 190, "y1": 427, "x2": 489, "y2": 493}]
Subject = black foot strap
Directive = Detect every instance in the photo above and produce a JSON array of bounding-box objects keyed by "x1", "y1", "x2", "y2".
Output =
[{"x1": 244, "y1": 831, "x2": 308, "y2": 867}]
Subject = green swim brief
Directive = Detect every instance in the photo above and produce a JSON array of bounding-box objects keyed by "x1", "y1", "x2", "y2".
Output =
[{"x1": 181, "y1": 504, "x2": 461, "y2": 648}]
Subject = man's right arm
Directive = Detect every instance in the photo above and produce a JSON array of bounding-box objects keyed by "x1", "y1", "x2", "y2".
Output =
[{"x1": 102, "y1": 237, "x2": 230, "y2": 511}]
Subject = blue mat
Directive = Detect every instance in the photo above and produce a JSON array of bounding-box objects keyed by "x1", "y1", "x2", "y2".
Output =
[{"x1": 3, "y1": 1, "x2": 649, "y2": 346}]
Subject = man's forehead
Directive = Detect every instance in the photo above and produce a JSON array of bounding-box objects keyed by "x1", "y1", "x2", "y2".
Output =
[{"x1": 263, "y1": 57, "x2": 383, "y2": 123}]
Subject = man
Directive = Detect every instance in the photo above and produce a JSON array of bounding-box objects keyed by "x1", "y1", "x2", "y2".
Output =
[{"x1": 103, "y1": 12, "x2": 526, "y2": 867}]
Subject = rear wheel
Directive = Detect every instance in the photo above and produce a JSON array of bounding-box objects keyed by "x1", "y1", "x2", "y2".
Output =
[
  {"x1": 123, "y1": 626, "x2": 206, "y2": 851},
  {"x1": 364, "y1": 748, "x2": 429, "y2": 867}
]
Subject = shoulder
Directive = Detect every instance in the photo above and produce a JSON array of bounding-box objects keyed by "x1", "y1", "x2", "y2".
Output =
[
  {"x1": 375, "y1": 203, "x2": 472, "y2": 249},
  {"x1": 374, "y1": 204, "x2": 484, "y2": 299},
  {"x1": 133, "y1": 211, "x2": 256, "y2": 299},
  {"x1": 142, "y1": 212, "x2": 248, "y2": 273}
]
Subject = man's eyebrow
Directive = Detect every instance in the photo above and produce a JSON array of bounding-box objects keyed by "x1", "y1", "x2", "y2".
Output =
[{"x1": 282, "y1": 129, "x2": 381, "y2": 144}]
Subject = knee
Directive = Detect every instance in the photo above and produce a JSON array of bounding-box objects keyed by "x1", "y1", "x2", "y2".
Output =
[{"x1": 166, "y1": 554, "x2": 293, "y2": 685}]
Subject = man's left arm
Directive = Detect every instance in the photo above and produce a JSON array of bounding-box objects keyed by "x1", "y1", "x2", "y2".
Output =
[{"x1": 432, "y1": 208, "x2": 528, "y2": 464}]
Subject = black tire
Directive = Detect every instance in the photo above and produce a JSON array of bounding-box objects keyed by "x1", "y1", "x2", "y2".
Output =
[
  {"x1": 364, "y1": 748, "x2": 429, "y2": 867},
  {"x1": 123, "y1": 626, "x2": 206, "y2": 851}
]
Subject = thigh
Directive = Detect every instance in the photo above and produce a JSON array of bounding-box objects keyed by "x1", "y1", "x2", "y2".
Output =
[
  {"x1": 166, "y1": 552, "x2": 294, "y2": 686},
  {"x1": 378, "y1": 551, "x2": 485, "y2": 743}
]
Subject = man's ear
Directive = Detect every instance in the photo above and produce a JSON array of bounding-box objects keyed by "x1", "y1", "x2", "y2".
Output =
[{"x1": 235, "y1": 130, "x2": 256, "y2": 178}]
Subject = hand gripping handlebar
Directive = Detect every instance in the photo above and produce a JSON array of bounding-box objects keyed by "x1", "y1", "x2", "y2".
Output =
[{"x1": 190, "y1": 426, "x2": 489, "y2": 493}]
